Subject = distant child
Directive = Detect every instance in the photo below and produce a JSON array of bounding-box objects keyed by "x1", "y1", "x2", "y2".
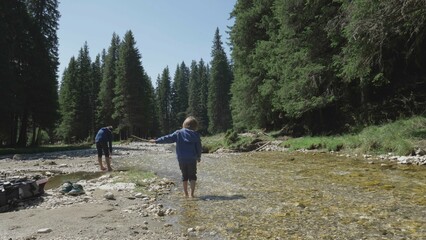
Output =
[
  {"x1": 95, "y1": 126, "x2": 113, "y2": 171},
  {"x1": 150, "y1": 116, "x2": 202, "y2": 197}
]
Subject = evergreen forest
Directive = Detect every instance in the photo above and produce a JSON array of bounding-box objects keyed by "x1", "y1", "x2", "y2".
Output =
[{"x1": 1, "y1": 0, "x2": 425, "y2": 147}]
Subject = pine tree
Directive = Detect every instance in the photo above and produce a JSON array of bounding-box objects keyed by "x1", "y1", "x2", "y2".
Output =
[
  {"x1": 156, "y1": 67, "x2": 172, "y2": 134},
  {"x1": 208, "y1": 28, "x2": 233, "y2": 133},
  {"x1": 57, "y1": 57, "x2": 79, "y2": 143},
  {"x1": 187, "y1": 60, "x2": 202, "y2": 119},
  {"x1": 25, "y1": 0, "x2": 60, "y2": 145},
  {"x1": 98, "y1": 33, "x2": 120, "y2": 129},
  {"x1": 198, "y1": 59, "x2": 209, "y2": 133},
  {"x1": 0, "y1": 1, "x2": 24, "y2": 145},
  {"x1": 170, "y1": 62, "x2": 189, "y2": 130},
  {"x1": 73, "y1": 43, "x2": 93, "y2": 141},
  {"x1": 113, "y1": 30, "x2": 153, "y2": 139},
  {"x1": 229, "y1": 0, "x2": 274, "y2": 131},
  {"x1": 91, "y1": 54, "x2": 102, "y2": 133}
]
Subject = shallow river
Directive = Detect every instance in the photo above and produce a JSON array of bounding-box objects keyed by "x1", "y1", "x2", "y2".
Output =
[{"x1": 120, "y1": 149, "x2": 426, "y2": 239}]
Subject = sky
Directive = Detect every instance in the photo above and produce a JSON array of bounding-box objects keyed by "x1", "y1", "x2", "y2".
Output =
[{"x1": 58, "y1": 0, "x2": 236, "y2": 82}]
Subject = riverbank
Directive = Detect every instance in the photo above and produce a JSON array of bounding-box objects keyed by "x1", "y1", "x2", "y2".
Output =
[
  {"x1": 0, "y1": 142, "x2": 187, "y2": 240},
  {"x1": 1, "y1": 141, "x2": 426, "y2": 239}
]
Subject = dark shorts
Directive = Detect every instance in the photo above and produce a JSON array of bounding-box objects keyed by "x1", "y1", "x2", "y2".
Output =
[
  {"x1": 179, "y1": 162, "x2": 197, "y2": 181},
  {"x1": 96, "y1": 142, "x2": 109, "y2": 158}
]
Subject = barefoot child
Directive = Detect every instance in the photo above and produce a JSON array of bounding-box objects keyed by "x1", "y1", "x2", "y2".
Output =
[
  {"x1": 95, "y1": 126, "x2": 113, "y2": 171},
  {"x1": 150, "y1": 116, "x2": 202, "y2": 197}
]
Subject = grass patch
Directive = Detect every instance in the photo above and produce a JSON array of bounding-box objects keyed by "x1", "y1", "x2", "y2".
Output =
[
  {"x1": 202, "y1": 133, "x2": 225, "y2": 152},
  {"x1": 282, "y1": 116, "x2": 426, "y2": 155},
  {"x1": 113, "y1": 168, "x2": 156, "y2": 192},
  {"x1": 0, "y1": 143, "x2": 93, "y2": 156},
  {"x1": 202, "y1": 129, "x2": 274, "y2": 152},
  {"x1": 282, "y1": 136, "x2": 345, "y2": 152}
]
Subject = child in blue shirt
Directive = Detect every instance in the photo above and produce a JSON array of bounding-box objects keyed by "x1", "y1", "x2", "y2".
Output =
[
  {"x1": 95, "y1": 126, "x2": 113, "y2": 171},
  {"x1": 150, "y1": 116, "x2": 202, "y2": 197}
]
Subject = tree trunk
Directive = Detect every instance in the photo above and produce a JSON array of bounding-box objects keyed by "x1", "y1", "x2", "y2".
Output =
[{"x1": 17, "y1": 108, "x2": 29, "y2": 147}]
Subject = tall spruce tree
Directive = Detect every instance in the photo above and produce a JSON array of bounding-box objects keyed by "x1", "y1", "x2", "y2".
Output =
[
  {"x1": 58, "y1": 57, "x2": 79, "y2": 143},
  {"x1": 25, "y1": 0, "x2": 60, "y2": 145},
  {"x1": 0, "y1": 0, "x2": 60, "y2": 146},
  {"x1": 208, "y1": 28, "x2": 233, "y2": 133},
  {"x1": 113, "y1": 30, "x2": 153, "y2": 139},
  {"x1": 229, "y1": 0, "x2": 274, "y2": 131},
  {"x1": 187, "y1": 60, "x2": 202, "y2": 120},
  {"x1": 170, "y1": 62, "x2": 189, "y2": 130},
  {"x1": 98, "y1": 33, "x2": 120, "y2": 129},
  {"x1": 91, "y1": 54, "x2": 102, "y2": 133},
  {"x1": 198, "y1": 59, "x2": 210, "y2": 133},
  {"x1": 0, "y1": 0, "x2": 26, "y2": 146},
  {"x1": 156, "y1": 67, "x2": 172, "y2": 134},
  {"x1": 73, "y1": 43, "x2": 93, "y2": 141}
]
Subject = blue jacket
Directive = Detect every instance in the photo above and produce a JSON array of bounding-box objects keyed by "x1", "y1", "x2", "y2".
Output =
[
  {"x1": 95, "y1": 127, "x2": 113, "y2": 152},
  {"x1": 155, "y1": 128, "x2": 202, "y2": 163}
]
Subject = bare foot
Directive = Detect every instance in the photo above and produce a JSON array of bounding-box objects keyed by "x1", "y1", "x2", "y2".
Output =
[{"x1": 100, "y1": 167, "x2": 107, "y2": 171}]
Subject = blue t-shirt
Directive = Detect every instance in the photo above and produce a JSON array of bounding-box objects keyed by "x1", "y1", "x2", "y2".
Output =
[
  {"x1": 95, "y1": 127, "x2": 113, "y2": 152},
  {"x1": 155, "y1": 128, "x2": 201, "y2": 163}
]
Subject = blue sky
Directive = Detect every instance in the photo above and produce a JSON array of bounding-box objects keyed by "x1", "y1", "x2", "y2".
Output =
[{"x1": 58, "y1": 0, "x2": 236, "y2": 81}]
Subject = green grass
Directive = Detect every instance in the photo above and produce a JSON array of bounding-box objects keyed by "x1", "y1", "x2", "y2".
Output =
[
  {"x1": 113, "y1": 168, "x2": 156, "y2": 192},
  {"x1": 202, "y1": 129, "x2": 275, "y2": 152},
  {"x1": 283, "y1": 116, "x2": 426, "y2": 155},
  {"x1": 0, "y1": 143, "x2": 93, "y2": 156}
]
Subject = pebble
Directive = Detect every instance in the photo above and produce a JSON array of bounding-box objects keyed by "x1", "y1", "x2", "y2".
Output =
[
  {"x1": 37, "y1": 228, "x2": 52, "y2": 233},
  {"x1": 104, "y1": 192, "x2": 115, "y2": 200}
]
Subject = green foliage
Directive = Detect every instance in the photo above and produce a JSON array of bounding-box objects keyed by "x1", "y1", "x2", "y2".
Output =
[
  {"x1": 170, "y1": 62, "x2": 189, "y2": 130},
  {"x1": 97, "y1": 33, "x2": 120, "y2": 129},
  {"x1": 208, "y1": 28, "x2": 233, "y2": 134},
  {"x1": 283, "y1": 116, "x2": 426, "y2": 155},
  {"x1": 113, "y1": 31, "x2": 154, "y2": 139},
  {"x1": 230, "y1": 0, "x2": 274, "y2": 130},
  {"x1": 0, "y1": 0, "x2": 60, "y2": 146},
  {"x1": 230, "y1": 0, "x2": 426, "y2": 134},
  {"x1": 156, "y1": 67, "x2": 172, "y2": 135},
  {"x1": 224, "y1": 130, "x2": 239, "y2": 145}
]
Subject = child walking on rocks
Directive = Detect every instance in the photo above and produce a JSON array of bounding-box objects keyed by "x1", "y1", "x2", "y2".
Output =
[{"x1": 150, "y1": 116, "x2": 202, "y2": 198}]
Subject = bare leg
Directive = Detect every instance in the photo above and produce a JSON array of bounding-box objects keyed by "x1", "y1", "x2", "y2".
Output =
[
  {"x1": 190, "y1": 180, "x2": 196, "y2": 198},
  {"x1": 105, "y1": 156, "x2": 112, "y2": 171},
  {"x1": 98, "y1": 157, "x2": 106, "y2": 171},
  {"x1": 182, "y1": 181, "x2": 189, "y2": 197}
]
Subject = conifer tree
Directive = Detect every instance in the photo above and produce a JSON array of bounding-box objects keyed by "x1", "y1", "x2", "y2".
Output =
[
  {"x1": 229, "y1": 0, "x2": 273, "y2": 131},
  {"x1": 73, "y1": 43, "x2": 93, "y2": 141},
  {"x1": 188, "y1": 60, "x2": 202, "y2": 119},
  {"x1": 98, "y1": 33, "x2": 120, "y2": 129},
  {"x1": 113, "y1": 30, "x2": 153, "y2": 139},
  {"x1": 91, "y1": 54, "x2": 102, "y2": 132},
  {"x1": 156, "y1": 67, "x2": 172, "y2": 134},
  {"x1": 24, "y1": 0, "x2": 60, "y2": 145},
  {"x1": 171, "y1": 62, "x2": 189, "y2": 130},
  {"x1": 208, "y1": 28, "x2": 233, "y2": 133},
  {"x1": 58, "y1": 57, "x2": 79, "y2": 143},
  {"x1": 198, "y1": 59, "x2": 210, "y2": 133}
]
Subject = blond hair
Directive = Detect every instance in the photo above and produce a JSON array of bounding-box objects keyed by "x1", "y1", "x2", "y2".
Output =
[{"x1": 182, "y1": 116, "x2": 198, "y2": 130}]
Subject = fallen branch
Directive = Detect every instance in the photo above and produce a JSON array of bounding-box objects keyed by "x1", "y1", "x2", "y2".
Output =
[
  {"x1": 252, "y1": 141, "x2": 271, "y2": 152},
  {"x1": 130, "y1": 135, "x2": 150, "y2": 142}
]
